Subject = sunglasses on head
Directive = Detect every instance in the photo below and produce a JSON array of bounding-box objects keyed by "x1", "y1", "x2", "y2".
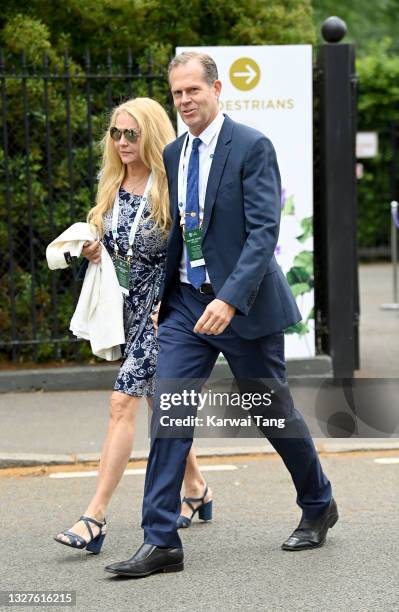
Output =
[{"x1": 110, "y1": 127, "x2": 140, "y2": 143}]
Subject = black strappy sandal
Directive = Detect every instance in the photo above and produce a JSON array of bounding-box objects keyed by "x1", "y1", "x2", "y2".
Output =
[
  {"x1": 54, "y1": 515, "x2": 107, "y2": 554},
  {"x1": 177, "y1": 485, "x2": 213, "y2": 529}
]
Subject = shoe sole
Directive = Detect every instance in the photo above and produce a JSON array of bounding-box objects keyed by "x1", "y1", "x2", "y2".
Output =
[
  {"x1": 177, "y1": 518, "x2": 213, "y2": 530},
  {"x1": 53, "y1": 536, "x2": 104, "y2": 554},
  {"x1": 105, "y1": 562, "x2": 184, "y2": 578},
  {"x1": 281, "y1": 512, "x2": 339, "y2": 551}
]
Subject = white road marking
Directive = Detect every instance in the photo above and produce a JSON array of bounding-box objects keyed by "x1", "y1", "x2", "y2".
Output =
[
  {"x1": 374, "y1": 457, "x2": 399, "y2": 464},
  {"x1": 49, "y1": 464, "x2": 238, "y2": 479}
]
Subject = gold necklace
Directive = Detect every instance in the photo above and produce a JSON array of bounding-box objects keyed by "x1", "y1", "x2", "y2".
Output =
[{"x1": 123, "y1": 173, "x2": 149, "y2": 194}]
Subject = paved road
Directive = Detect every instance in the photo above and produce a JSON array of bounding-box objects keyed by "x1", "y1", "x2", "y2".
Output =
[{"x1": 1, "y1": 452, "x2": 398, "y2": 612}]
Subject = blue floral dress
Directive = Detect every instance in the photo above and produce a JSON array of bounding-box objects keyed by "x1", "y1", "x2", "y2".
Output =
[{"x1": 102, "y1": 187, "x2": 167, "y2": 397}]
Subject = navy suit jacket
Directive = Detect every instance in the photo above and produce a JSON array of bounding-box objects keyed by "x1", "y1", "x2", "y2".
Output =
[{"x1": 159, "y1": 115, "x2": 301, "y2": 340}]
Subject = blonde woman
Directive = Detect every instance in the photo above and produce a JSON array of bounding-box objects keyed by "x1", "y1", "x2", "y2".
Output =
[{"x1": 54, "y1": 98, "x2": 212, "y2": 554}]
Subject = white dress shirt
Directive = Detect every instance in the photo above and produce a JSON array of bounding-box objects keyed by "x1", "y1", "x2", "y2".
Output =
[{"x1": 178, "y1": 111, "x2": 225, "y2": 283}]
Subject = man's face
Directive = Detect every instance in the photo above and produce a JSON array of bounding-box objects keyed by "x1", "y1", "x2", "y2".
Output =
[{"x1": 169, "y1": 59, "x2": 222, "y2": 136}]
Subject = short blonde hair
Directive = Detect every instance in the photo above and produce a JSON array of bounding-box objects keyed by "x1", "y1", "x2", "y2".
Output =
[{"x1": 88, "y1": 98, "x2": 175, "y2": 236}]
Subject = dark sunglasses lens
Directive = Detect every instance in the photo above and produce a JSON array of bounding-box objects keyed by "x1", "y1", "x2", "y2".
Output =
[
  {"x1": 110, "y1": 127, "x2": 121, "y2": 140},
  {"x1": 110, "y1": 128, "x2": 138, "y2": 142},
  {"x1": 125, "y1": 129, "x2": 139, "y2": 143}
]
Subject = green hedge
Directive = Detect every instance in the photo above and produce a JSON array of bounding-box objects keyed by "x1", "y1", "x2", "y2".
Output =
[{"x1": 356, "y1": 39, "x2": 399, "y2": 249}]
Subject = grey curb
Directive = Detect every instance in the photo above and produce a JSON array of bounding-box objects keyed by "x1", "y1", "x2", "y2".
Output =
[
  {"x1": 0, "y1": 453, "x2": 75, "y2": 468},
  {"x1": 2, "y1": 441, "x2": 399, "y2": 469}
]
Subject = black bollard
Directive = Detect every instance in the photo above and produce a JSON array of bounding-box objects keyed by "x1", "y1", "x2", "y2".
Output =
[{"x1": 315, "y1": 17, "x2": 359, "y2": 378}]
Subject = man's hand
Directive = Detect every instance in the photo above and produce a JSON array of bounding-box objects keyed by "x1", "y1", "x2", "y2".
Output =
[
  {"x1": 82, "y1": 240, "x2": 101, "y2": 264},
  {"x1": 151, "y1": 301, "x2": 161, "y2": 333},
  {"x1": 194, "y1": 299, "x2": 235, "y2": 335}
]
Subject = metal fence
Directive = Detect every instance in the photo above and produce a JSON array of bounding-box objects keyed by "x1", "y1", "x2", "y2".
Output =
[{"x1": 0, "y1": 50, "x2": 171, "y2": 363}]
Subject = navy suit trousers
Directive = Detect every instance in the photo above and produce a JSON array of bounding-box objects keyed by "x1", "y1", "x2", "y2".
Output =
[{"x1": 142, "y1": 283, "x2": 332, "y2": 548}]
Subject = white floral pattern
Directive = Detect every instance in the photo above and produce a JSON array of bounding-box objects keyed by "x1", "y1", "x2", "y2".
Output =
[{"x1": 103, "y1": 187, "x2": 166, "y2": 396}]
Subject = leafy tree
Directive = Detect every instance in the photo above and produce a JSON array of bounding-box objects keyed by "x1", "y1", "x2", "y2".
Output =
[
  {"x1": 312, "y1": 0, "x2": 399, "y2": 54},
  {"x1": 1, "y1": 1, "x2": 315, "y2": 66},
  {"x1": 356, "y1": 39, "x2": 399, "y2": 247}
]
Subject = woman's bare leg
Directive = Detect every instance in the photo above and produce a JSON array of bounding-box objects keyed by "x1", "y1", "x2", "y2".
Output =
[
  {"x1": 57, "y1": 391, "x2": 141, "y2": 542},
  {"x1": 180, "y1": 446, "x2": 212, "y2": 518}
]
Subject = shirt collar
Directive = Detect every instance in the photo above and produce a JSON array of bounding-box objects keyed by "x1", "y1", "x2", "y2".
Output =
[{"x1": 187, "y1": 111, "x2": 225, "y2": 147}]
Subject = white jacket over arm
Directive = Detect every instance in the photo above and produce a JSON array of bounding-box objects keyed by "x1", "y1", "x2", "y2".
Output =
[{"x1": 46, "y1": 222, "x2": 125, "y2": 361}]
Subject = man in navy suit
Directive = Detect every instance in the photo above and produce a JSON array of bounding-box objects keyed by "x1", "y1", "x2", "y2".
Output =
[{"x1": 105, "y1": 52, "x2": 338, "y2": 578}]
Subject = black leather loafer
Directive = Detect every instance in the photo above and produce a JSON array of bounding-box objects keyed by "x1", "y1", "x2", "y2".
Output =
[
  {"x1": 104, "y1": 544, "x2": 184, "y2": 578},
  {"x1": 281, "y1": 498, "x2": 339, "y2": 551}
]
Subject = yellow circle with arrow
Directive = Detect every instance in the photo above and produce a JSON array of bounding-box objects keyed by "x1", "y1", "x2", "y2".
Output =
[{"x1": 229, "y1": 57, "x2": 261, "y2": 91}]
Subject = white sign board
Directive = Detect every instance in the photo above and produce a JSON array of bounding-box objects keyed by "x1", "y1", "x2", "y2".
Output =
[
  {"x1": 176, "y1": 45, "x2": 315, "y2": 358},
  {"x1": 356, "y1": 132, "x2": 378, "y2": 158}
]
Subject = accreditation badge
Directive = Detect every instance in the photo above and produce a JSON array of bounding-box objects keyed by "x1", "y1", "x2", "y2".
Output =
[
  {"x1": 183, "y1": 227, "x2": 205, "y2": 267},
  {"x1": 114, "y1": 256, "x2": 130, "y2": 295}
]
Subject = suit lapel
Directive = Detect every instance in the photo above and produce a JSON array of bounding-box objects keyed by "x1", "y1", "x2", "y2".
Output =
[
  {"x1": 201, "y1": 117, "x2": 233, "y2": 239},
  {"x1": 166, "y1": 135, "x2": 186, "y2": 247}
]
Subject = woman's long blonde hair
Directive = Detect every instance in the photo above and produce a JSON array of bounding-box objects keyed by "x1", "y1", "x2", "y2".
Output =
[{"x1": 87, "y1": 97, "x2": 175, "y2": 236}]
